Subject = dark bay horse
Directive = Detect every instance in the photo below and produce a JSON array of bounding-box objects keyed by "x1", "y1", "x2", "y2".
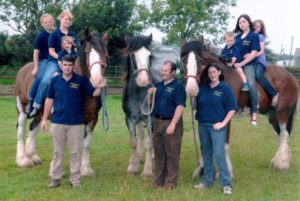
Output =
[
  {"x1": 180, "y1": 39, "x2": 299, "y2": 176},
  {"x1": 122, "y1": 34, "x2": 160, "y2": 178},
  {"x1": 15, "y1": 30, "x2": 108, "y2": 176}
]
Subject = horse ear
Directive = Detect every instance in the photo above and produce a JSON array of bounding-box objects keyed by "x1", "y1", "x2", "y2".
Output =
[
  {"x1": 102, "y1": 34, "x2": 109, "y2": 44},
  {"x1": 85, "y1": 28, "x2": 91, "y2": 41},
  {"x1": 198, "y1": 35, "x2": 204, "y2": 43},
  {"x1": 125, "y1": 35, "x2": 131, "y2": 44},
  {"x1": 181, "y1": 38, "x2": 187, "y2": 49}
]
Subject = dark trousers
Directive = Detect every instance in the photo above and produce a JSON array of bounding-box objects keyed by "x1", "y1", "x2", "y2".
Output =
[{"x1": 153, "y1": 117, "x2": 183, "y2": 186}]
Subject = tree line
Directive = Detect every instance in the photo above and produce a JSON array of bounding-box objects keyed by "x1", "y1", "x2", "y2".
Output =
[{"x1": 1, "y1": 0, "x2": 241, "y2": 68}]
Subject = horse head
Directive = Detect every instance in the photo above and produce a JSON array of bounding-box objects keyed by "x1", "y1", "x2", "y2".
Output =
[
  {"x1": 124, "y1": 34, "x2": 152, "y2": 87},
  {"x1": 77, "y1": 29, "x2": 109, "y2": 88},
  {"x1": 180, "y1": 38, "x2": 209, "y2": 97}
]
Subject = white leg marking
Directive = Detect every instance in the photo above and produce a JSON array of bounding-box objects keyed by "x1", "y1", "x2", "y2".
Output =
[
  {"x1": 16, "y1": 97, "x2": 34, "y2": 167},
  {"x1": 141, "y1": 123, "x2": 153, "y2": 179},
  {"x1": 271, "y1": 123, "x2": 291, "y2": 171},
  {"x1": 81, "y1": 125, "x2": 95, "y2": 177},
  {"x1": 25, "y1": 122, "x2": 42, "y2": 165}
]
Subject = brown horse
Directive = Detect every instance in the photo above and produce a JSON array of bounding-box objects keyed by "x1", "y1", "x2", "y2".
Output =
[
  {"x1": 15, "y1": 30, "x2": 108, "y2": 176},
  {"x1": 180, "y1": 39, "x2": 299, "y2": 177}
]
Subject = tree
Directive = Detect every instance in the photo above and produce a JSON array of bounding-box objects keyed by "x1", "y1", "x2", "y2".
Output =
[{"x1": 149, "y1": 0, "x2": 236, "y2": 45}]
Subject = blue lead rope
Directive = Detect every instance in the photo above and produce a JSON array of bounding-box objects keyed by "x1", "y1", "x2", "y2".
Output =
[{"x1": 100, "y1": 88, "x2": 109, "y2": 132}]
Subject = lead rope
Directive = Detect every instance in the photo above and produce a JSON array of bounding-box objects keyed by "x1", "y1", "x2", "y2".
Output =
[
  {"x1": 100, "y1": 88, "x2": 109, "y2": 132},
  {"x1": 190, "y1": 96, "x2": 200, "y2": 166},
  {"x1": 141, "y1": 86, "x2": 156, "y2": 138}
]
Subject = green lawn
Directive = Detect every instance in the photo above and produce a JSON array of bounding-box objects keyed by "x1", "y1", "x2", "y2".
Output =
[{"x1": 0, "y1": 96, "x2": 299, "y2": 201}]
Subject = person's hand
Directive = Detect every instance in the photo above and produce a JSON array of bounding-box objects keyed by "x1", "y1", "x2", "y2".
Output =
[
  {"x1": 147, "y1": 87, "x2": 155, "y2": 95},
  {"x1": 213, "y1": 122, "x2": 225, "y2": 131},
  {"x1": 166, "y1": 122, "x2": 175, "y2": 135},
  {"x1": 52, "y1": 72, "x2": 60, "y2": 77},
  {"x1": 234, "y1": 63, "x2": 242, "y2": 69},
  {"x1": 31, "y1": 68, "x2": 38, "y2": 77},
  {"x1": 41, "y1": 119, "x2": 48, "y2": 132}
]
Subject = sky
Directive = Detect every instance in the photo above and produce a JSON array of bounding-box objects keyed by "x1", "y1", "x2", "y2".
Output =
[{"x1": 143, "y1": 0, "x2": 300, "y2": 54}]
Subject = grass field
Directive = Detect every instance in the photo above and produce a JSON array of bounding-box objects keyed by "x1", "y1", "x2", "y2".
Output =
[{"x1": 0, "y1": 96, "x2": 299, "y2": 201}]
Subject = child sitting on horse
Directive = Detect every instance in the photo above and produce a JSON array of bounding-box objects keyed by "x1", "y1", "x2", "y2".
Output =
[
  {"x1": 253, "y1": 19, "x2": 278, "y2": 106},
  {"x1": 57, "y1": 35, "x2": 77, "y2": 68},
  {"x1": 221, "y1": 31, "x2": 249, "y2": 91}
]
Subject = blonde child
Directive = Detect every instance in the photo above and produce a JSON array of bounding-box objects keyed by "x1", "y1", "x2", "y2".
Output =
[{"x1": 57, "y1": 35, "x2": 77, "y2": 68}]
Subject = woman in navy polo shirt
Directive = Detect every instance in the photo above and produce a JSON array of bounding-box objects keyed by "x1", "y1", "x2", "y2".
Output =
[
  {"x1": 233, "y1": 14, "x2": 260, "y2": 125},
  {"x1": 29, "y1": 10, "x2": 78, "y2": 117},
  {"x1": 193, "y1": 63, "x2": 237, "y2": 195}
]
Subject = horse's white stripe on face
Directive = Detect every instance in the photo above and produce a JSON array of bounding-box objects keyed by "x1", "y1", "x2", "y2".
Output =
[
  {"x1": 89, "y1": 48, "x2": 104, "y2": 87},
  {"x1": 134, "y1": 47, "x2": 150, "y2": 87},
  {"x1": 186, "y1": 52, "x2": 199, "y2": 97}
]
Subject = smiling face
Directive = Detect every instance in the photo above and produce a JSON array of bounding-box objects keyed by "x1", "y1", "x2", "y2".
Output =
[
  {"x1": 254, "y1": 21, "x2": 262, "y2": 34},
  {"x1": 208, "y1": 66, "x2": 221, "y2": 84}
]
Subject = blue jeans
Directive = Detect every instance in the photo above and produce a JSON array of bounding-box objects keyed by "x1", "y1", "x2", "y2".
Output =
[
  {"x1": 28, "y1": 59, "x2": 48, "y2": 101},
  {"x1": 255, "y1": 62, "x2": 277, "y2": 98},
  {"x1": 244, "y1": 63, "x2": 258, "y2": 114},
  {"x1": 198, "y1": 122, "x2": 231, "y2": 187},
  {"x1": 32, "y1": 60, "x2": 59, "y2": 109}
]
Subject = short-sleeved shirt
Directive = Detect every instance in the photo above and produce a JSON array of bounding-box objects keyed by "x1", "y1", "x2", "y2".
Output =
[
  {"x1": 58, "y1": 49, "x2": 77, "y2": 61},
  {"x1": 48, "y1": 28, "x2": 78, "y2": 61},
  {"x1": 46, "y1": 73, "x2": 95, "y2": 125},
  {"x1": 235, "y1": 32, "x2": 260, "y2": 65},
  {"x1": 257, "y1": 34, "x2": 267, "y2": 66},
  {"x1": 153, "y1": 79, "x2": 186, "y2": 118},
  {"x1": 195, "y1": 81, "x2": 238, "y2": 123},
  {"x1": 221, "y1": 44, "x2": 243, "y2": 63},
  {"x1": 33, "y1": 30, "x2": 50, "y2": 60}
]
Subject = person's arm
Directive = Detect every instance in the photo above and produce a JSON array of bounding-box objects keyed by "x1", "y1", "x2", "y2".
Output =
[
  {"x1": 92, "y1": 87, "x2": 101, "y2": 96},
  {"x1": 213, "y1": 110, "x2": 235, "y2": 131},
  {"x1": 257, "y1": 41, "x2": 265, "y2": 57},
  {"x1": 234, "y1": 50, "x2": 257, "y2": 68},
  {"x1": 32, "y1": 49, "x2": 39, "y2": 77},
  {"x1": 229, "y1": 57, "x2": 237, "y2": 67},
  {"x1": 41, "y1": 98, "x2": 54, "y2": 132},
  {"x1": 49, "y1": 47, "x2": 58, "y2": 60},
  {"x1": 166, "y1": 105, "x2": 184, "y2": 135}
]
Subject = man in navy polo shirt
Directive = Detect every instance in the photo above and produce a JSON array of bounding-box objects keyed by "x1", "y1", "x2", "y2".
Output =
[
  {"x1": 149, "y1": 60, "x2": 186, "y2": 190},
  {"x1": 41, "y1": 55, "x2": 101, "y2": 189}
]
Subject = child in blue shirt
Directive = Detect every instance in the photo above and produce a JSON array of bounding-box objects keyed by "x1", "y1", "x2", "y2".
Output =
[
  {"x1": 221, "y1": 32, "x2": 249, "y2": 91},
  {"x1": 58, "y1": 35, "x2": 77, "y2": 68}
]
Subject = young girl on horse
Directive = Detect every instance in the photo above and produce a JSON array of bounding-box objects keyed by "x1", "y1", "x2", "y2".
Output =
[
  {"x1": 26, "y1": 13, "x2": 55, "y2": 114},
  {"x1": 57, "y1": 35, "x2": 77, "y2": 68},
  {"x1": 253, "y1": 19, "x2": 278, "y2": 106},
  {"x1": 29, "y1": 10, "x2": 78, "y2": 117},
  {"x1": 233, "y1": 14, "x2": 260, "y2": 126},
  {"x1": 221, "y1": 31, "x2": 249, "y2": 91}
]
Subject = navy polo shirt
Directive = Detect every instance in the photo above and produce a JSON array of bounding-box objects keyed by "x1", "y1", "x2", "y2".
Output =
[
  {"x1": 235, "y1": 32, "x2": 260, "y2": 64},
  {"x1": 48, "y1": 28, "x2": 77, "y2": 61},
  {"x1": 58, "y1": 49, "x2": 77, "y2": 61},
  {"x1": 195, "y1": 82, "x2": 237, "y2": 123},
  {"x1": 34, "y1": 30, "x2": 50, "y2": 60},
  {"x1": 221, "y1": 44, "x2": 243, "y2": 63},
  {"x1": 46, "y1": 73, "x2": 95, "y2": 125},
  {"x1": 153, "y1": 79, "x2": 186, "y2": 118}
]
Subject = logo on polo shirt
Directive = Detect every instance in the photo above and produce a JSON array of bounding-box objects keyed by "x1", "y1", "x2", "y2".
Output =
[
  {"x1": 166, "y1": 87, "x2": 174, "y2": 93},
  {"x1": 213, "y1": 90, "x2": 223, "y2": 97},
  {"x1": 243, "y1": 40, "x2": 251, "y2": 46},
  {"x1": 70, "y1": 83, "x2": 79, "y2": 89}
]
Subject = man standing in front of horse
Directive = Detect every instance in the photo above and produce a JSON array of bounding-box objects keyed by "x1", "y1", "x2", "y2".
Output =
[
  {"x1": 41, "y1": 55, "x2": 101, "y2": 189},
  {"x1": 148, "y1": 60, "x2": 186, "y2": 190}
]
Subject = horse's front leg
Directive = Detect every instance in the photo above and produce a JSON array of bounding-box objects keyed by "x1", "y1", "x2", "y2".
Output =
[
  {"x1": 141, "y1": 120, "x2": 153, "y2": 179},
  {"x1": 81, "y1": 124, "x2": 95, "y2": 177},
  {"x1": 25, "y1": 118, "x2": 42, "y2": 165},
  {"x1": 127, "y1": 118, "x2": 140, "y2": 175},
  {"x1": 16, "y1": 97, "x2": 34, "y2": 167},
  {"x1": 271, "y1": 123, "x2": 291, "y2": 171}
]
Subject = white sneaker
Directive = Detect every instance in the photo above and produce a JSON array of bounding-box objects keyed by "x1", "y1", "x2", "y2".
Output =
[
  {"x1": 271, "y1": 93, "x2": 279, "y2": 107},
  {"x1": 223, "y1": 186, "x2": 232, "y2": 195},
  {"x1": 193, "y1": 183, "x2": 209, "y2": 190}
]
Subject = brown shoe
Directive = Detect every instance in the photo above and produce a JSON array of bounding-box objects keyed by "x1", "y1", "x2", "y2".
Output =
[
  {"x1": 152, "y1": 182, "x2": 162, "y2": 189},
  {"x1": 47, "y1": 179, "x2": 60, "y2": 189}
]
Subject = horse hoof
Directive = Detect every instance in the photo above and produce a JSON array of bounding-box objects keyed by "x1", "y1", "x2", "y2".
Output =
[
  {"x1": 141, "y1": 173, "x2": 153, "y2": 180},
  {"x1": 16, "y1": 157, "x2": 34, "y2": 167},
  {"x1": 271, "y1": 159, "x2": 290, "y2": 172},
  {"x1": 81, "y1": 168, "x2": 96, "y2": 177},
  {"x1": 30, "y1": 155, "x2": 42, "y2": 165}
]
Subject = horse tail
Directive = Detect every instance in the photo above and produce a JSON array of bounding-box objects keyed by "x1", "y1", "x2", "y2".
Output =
[{"x1": 287, "y1": 97, "x2": 298, "y2": 134}]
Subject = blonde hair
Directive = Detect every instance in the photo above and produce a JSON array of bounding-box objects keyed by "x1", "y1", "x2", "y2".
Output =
[
  {"x1": 61, "y1": 35, "x2": 76, "y2": 49},
  {"x1": 40, "y1": 13, "x2": 54, "y2": 25},
  {"x1": 223, "y1": 31, "x2": 235, "y2": 40},
  {"x1": 57, "y1": 10, "x2": 73, "y2": 21}
]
